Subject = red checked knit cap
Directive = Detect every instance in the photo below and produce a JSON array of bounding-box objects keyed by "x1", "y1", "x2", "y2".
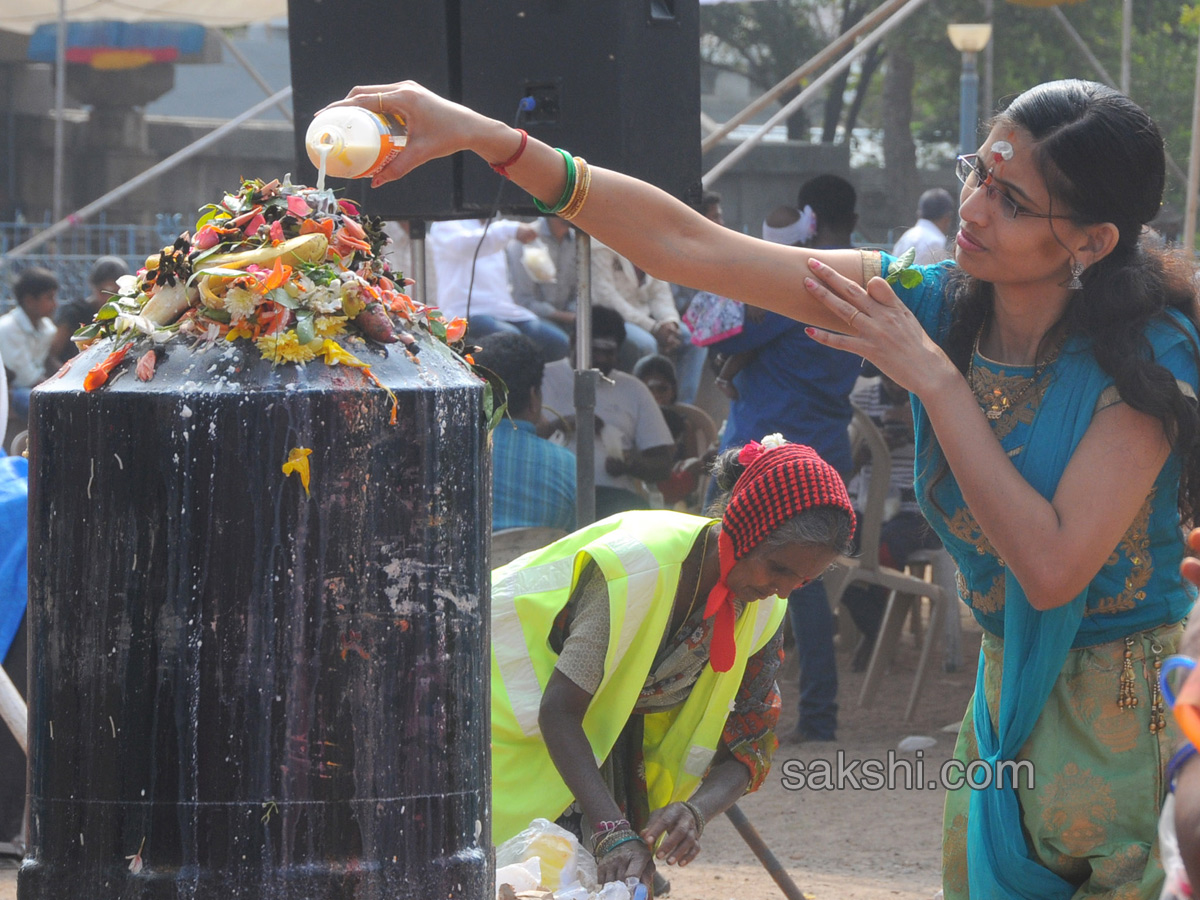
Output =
[
  {"x1": 702, "y1": 438, "x2": 855, "y2": 673},
  {"x1": 721, "y1": 440, "x2": 856, "y2": 559}
]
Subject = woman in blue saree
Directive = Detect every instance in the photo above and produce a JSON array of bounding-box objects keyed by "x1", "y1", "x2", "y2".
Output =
[{"x1": 331, "y1": 77, "x2": 1200, "y2": 900}]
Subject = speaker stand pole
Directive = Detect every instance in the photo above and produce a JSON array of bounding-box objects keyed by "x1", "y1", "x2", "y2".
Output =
[
  {"x1": 574, "y1": 230, "x2": 596, "y2": 529},
  {"x1": 409, "y1": 220, "x2": 427, "y2": 307}
]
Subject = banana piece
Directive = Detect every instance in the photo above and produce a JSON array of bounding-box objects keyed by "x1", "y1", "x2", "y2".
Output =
[
  {"x1": 141, "y1": 234, "x2": 331, "y2": 326},
  {"x1": 201, "y1": 233, "x2": 329, "y2": 270},
  {"x1": 141, "y1": 282, "x2": 199, "y2": 326}
]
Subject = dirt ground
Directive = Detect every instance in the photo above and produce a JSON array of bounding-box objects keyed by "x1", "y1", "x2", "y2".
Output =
[
  {"x1": 0, "y1": 606, "x2": 980, "y2": 900},
  {"x1": 662, "y1": 606, "x2": 981, "y2": 900}
]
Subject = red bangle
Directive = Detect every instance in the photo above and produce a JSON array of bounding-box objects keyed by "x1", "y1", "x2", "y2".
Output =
[{"x1": 490, "y1": 128, "x2": 529, "y2": 178}]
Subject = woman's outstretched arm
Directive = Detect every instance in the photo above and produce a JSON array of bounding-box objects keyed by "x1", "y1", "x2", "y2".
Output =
[{"x1": 321, "y1": 81, "x2": 864, "y2": 333}]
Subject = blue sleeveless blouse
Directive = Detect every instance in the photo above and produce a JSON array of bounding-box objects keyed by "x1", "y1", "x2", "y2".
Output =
[{"x1": 879, "y1": 254, "x2": 1197, "y2": 648}]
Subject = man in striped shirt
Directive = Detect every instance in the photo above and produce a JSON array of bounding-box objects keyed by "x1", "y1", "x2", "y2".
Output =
[{"x1": 475, "y1": 333, "x2": 576, "y2": 532}]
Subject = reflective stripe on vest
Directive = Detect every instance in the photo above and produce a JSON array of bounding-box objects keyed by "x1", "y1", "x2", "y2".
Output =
[{"x1": 489, "y1": 511, "x2": 787, "y2": 844}]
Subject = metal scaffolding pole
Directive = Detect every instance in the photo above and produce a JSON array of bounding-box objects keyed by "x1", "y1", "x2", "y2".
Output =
[
  {"x1": 212, "y1": 28, "x2": 294, "y2": 123},
  {"x1": 702, "y1": 0, "x2": 933, "y2": 189},
  {"x1": 52, "y1": 0, "x2": 66, "y2": 224},
  {"x1": 1051, "y1": 7, "x2": 1189, "y2": 191},
  {"x1": 4, "y1": 86, "x2": 293, "y2": 259},
  {"x1": 700, "y1": 0, "x2": 913, "y2": 155}
]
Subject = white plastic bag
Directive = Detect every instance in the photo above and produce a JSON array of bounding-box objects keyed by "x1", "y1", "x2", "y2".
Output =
[
  {"x1": 522, "y1": 241, "x2": 557, "y2": 284},
  {"x1": 594, "y1": 881, "x2": 633, "y2": 900},
  {"x1": 495, "y1": 818, "x2": 598, "y2": 892},
  {"x1": 495, "y1": 859, "x2": 541, "y2": 897}
]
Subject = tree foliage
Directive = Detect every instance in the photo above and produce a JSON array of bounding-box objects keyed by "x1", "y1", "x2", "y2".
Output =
[
  {"x1": 702, "y1": 0, "x2": 1200, "y2": 212},
  {"x1": 700, "y1": 0, "x2": 883, "y2": 140}
]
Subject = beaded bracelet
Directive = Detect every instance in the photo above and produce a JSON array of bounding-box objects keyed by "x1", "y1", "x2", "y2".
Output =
[
  {"x1": 533, "y1": 149, "x2": 577, "y2": 215},
  {"x1": 682, "y1": 800, "x2": 706, "y2": 838},
  {"x1": 558, "y1": 157, "x2": 592, "y2": 221},
  {"x1": 489, "y1": 128, "x2": 529, "y2": 178},
  {"x1": 594, "y1": 818, "x2": 631, "y2": 834}
]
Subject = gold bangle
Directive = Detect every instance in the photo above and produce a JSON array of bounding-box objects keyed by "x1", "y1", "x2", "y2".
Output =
[
  {"x1": 559, "y1": 156, "x2": 592, "y2": 221},
  {"x1": 559, "y1": 156, "x2": 589, "y2": 220}
]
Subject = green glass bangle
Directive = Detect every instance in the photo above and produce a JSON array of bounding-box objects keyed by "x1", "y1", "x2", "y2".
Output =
[
  {"x1": 596, "y1": 833, "x2": 643, "y2": 858},
  {"x1": 533, "y1": 148, "x2": 577, "y2": 215}
]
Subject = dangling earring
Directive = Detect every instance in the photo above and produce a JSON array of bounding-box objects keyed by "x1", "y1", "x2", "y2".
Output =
[{"x1": 1067, "y1": 260, "x2": 1085, "y2": 291}]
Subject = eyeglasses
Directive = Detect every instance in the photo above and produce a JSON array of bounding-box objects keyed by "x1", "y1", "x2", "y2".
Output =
[{"x1": 955, "y1": 154, "x2": 1074, "y2": 222}]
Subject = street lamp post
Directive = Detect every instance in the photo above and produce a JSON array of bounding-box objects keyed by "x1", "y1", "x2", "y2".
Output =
[{"x1": 948, "y1": 24, "x2": 993, "y2": 158}]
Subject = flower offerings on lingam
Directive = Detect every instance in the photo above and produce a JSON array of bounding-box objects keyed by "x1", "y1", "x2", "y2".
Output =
[{"x1": 21, "y1": 179, "x2": 492, "y2": 900}]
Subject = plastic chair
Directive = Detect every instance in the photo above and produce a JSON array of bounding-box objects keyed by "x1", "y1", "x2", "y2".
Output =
[
  {"x1": 5, "y1": 431, "x2": 27, "y2": 458},
  {"x1": 905, "y1": 545, "x2": 964, "y2": 673},
  {"x1": 824, "y1": 404, "x2": 948, "y2": 722},
  {"x1": 491, "y1": 527, "x2": 569, "y2": 568}
]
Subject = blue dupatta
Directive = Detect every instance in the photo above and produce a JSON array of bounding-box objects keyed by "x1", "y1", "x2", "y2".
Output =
[{"x1": 909, "y1": 308, "x2": 1198, "y2": 899}]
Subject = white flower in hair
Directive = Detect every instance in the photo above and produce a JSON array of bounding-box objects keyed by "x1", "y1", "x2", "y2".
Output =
[{"x1": 760, "y1": 433, "x2": 788, "y2": 451}]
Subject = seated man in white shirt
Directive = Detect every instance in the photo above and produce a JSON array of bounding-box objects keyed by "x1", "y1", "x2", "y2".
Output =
[
  {"x1": 540, "y1": 305, "x2": 675, "y2": 520},
  {"x1": 0, "y1": 267, "x2": 59, "y2": 423},
  {"x1": 507, "y1": 217, "x2": 577, "y2": 334},
  {"x1": 891, "y1": 188, "x2": 955, "y2": 265},
  {"x1": 428, "y1": 218, "x2": 569, "y2": 361},
  {"x1": 589, "y1": 242, "x2": 707, "y2": 405}
]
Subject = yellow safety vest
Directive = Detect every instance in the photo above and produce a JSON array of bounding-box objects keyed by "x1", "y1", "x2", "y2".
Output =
[{"x1": 490, "y1": 510, "x2": 788, "y2": 844}]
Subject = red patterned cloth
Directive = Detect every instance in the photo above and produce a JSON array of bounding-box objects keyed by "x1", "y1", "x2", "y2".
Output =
[{"x1": 705, "y1": 441, "x2": 855, "y2": 671}]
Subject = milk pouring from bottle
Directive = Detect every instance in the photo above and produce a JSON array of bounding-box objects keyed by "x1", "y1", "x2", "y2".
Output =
[{"x1": 305, "y1": 107, "x2": 408, "y2": 183}]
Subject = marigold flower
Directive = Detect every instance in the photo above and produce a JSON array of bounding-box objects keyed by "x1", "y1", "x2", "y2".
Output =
[
  {"x1": 257, "y1": 331, "x2": 319, "y2": 365},
  {"x1": 314, "y1": 316, "x2": 348, "y2": 338},
  {"x1": 224, "y1": 285, "x2": 258, "y2": 322}
]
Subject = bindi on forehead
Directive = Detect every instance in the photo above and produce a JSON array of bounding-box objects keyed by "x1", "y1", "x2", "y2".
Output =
[{"x1": 991, "y1": 139, "x2": 1014, "y2": 165}]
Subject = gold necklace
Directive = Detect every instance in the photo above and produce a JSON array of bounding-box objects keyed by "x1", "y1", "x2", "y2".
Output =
[
  {"x1": 967, "y1": 320, "x2": 1067, "y2": 421},
  {"x1": 678, "y1": 524, "x2": 714, "y2": 629}
]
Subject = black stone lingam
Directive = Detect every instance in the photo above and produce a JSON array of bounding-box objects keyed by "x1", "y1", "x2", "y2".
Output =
[{"x1": 20, "y1": 332, "x2": 491, "y2": 899}]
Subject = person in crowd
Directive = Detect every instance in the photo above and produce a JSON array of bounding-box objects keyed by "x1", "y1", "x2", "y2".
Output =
[
  {"x1": 633, "y1": 354, "x2": 719, "y2": 509},
  {"x1": 507, "y1": 216, "x2": 577, "y2": 333},
  {"x1": 49, "y1": 255, "x2": 129, "y2": 364},
  {"x1": 839, "y1": 369, "x2": 942, "y2": 671},
  {"x1": 590, "y1": 242, "x2": 707, "y2": 405},
  {"x1": 428, "y1": 218, "x2": 569, "y2": 361},
  {"x1": 333, "y1": 77, "x2": 1200, "y2": 899},
  {"x1": 473, "y1": 332, "x2": 576, "y2": 532},
  {"x1": 712, "y1": 178, "x2": 857, "y2": 401},
  {"x1": 673, "y1": 191, "x2": 726, "y2": 313},
  {"x1": 0, "y1": 267, "x2": 59, "y2": 422},
  {"x1": 710, "y1": 173, "x2": 863, "y2": 745},
  {"x1": 490, "y1": 437, "x2": 855, "y2": 891},
  {"x1": 540, "y1": 306, "x2": 674, "y2": 520},
  {"x1": 891, "y1": 187, "x2": 956, "y2": 265}
]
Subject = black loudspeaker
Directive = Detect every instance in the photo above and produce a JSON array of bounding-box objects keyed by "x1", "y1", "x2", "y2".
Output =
[
  {"x1": 287, "y1": 1, "x2": 458, "y2": 219},
  {"x1": 287, "y1": 0, "x2": 701, "y2": 220}
]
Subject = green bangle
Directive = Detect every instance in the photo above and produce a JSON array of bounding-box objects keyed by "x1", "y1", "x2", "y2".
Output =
[
  {"x1": 533, "y1": 148, "x2": 577, "y2": 215},
  {"x1": 596, "y1": 833, "x2": 643, "y2": 858}
]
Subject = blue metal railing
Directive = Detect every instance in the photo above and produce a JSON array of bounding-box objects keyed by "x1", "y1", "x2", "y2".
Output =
[{"x1": 0, "y1": 214, "x2": 186, "y2": 312}]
